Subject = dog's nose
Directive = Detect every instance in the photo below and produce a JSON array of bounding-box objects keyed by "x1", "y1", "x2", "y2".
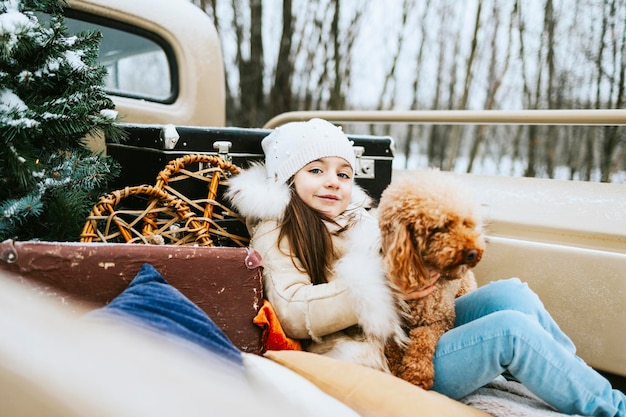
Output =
[{"x1": 464, "y1": 249, "x2": 479, "y2": 264}]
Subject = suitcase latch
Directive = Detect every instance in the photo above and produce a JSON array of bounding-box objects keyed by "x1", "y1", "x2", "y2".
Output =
[
  {"x1": 353, "y1": 146, "x2": 375, "y2": 179},
  {"x1": 213, "y1": 141, "x2": 233, "y2": 163},
  {"x1": 161, "y1": 124, "x2": 180, "y2": 150}
]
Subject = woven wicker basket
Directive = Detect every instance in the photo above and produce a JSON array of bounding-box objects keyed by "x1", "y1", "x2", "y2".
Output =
[{"x1": 80, "y1": 154, "x2": 248, "y2": 246}]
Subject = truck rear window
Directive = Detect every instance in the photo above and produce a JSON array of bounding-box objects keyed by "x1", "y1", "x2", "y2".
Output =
[{"x1": 38, "y1": 10, "x2": 176, "y2": 103}]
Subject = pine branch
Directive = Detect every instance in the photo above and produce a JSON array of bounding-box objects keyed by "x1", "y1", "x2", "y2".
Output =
[
  {"x1": 0, "y1": 192, "x2": 44, "y2": 241},
  {"x1": 0, "y1": 0, "x2": 123, "y2": 241}
]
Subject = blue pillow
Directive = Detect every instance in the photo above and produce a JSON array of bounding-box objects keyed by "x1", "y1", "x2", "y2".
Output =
[{"x1": 86, "y1": 263, "x2": 243, "y2": 367}]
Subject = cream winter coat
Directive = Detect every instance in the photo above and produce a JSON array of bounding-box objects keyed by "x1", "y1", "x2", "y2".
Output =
[{"x1": 226, "y1": 164, "x2": 404, "y2": 371}]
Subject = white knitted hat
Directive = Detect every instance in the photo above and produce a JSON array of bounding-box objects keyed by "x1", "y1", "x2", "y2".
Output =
[{"x1": 262, "y1": 118, "x2": 356, "y2": 184}]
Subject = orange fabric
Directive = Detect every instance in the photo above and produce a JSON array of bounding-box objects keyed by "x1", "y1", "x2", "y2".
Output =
[{"x1": 253, "y1": 299, "x2": 302, "y2": 351}]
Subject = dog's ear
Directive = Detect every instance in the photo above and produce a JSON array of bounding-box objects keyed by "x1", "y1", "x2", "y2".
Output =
[{"x1": 382, "y1": 223, "x2": 429, "y2": 290}]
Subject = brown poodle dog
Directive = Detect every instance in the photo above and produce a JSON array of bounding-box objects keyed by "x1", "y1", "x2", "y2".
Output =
[{"x1": 378, "y1": 170, "x2": 485, "y2": 390}]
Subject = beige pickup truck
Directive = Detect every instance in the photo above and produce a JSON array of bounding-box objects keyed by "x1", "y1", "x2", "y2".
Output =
[{"x1": 1, "y1": 0, "x2": 625, "y2": 415}]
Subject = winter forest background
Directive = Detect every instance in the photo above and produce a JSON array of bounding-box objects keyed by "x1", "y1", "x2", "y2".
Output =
[{"x1": 192, "y1": 0, "x2": 626, "y2": 183}]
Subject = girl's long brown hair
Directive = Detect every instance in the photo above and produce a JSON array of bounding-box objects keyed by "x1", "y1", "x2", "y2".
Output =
[{"x1": 278, "y1": 190, "x2": 335, "y2": 285}]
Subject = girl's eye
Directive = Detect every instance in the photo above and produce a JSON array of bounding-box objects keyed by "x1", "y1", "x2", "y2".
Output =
[
  {"x1": 338, "y1": 172, "x2": 351, "y2": 179},
  {"x1": 309, "y1": 168, "x2": 322, "y2": 174}
]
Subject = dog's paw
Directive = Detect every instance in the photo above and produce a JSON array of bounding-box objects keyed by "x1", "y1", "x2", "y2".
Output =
[
  {"x1": 401, "y1": 360, "x2": 435, "y2": 390},
  {"x1": 414, "y1": 376, "x2": 435, "y2": 390}
]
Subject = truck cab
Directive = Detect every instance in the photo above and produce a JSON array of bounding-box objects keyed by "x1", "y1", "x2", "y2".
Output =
[{"x1": 64, "y1": 0, "x2": 225, "y2": 127}]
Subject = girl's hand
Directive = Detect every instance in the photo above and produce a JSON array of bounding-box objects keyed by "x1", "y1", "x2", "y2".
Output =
[{"x1": 404, "y1": 271, "x2": 440, "y2": 300}]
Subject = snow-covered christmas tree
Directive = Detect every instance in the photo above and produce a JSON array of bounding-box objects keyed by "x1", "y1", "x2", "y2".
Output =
[{"x1": 0, "y1": 0, "x2": 124, "y2": 241}]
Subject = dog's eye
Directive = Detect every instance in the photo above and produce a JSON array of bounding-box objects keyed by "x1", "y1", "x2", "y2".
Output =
[{"x1": 463, "y1": 219, "x2": 476, "y2": 229}]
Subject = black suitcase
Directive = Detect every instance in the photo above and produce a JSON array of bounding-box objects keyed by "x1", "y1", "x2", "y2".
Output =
[
  {"x1": 103, "y1": 123, "x2": 394, "y2": 247},
  {"x1": 106, "y1": 123, "x2": 395, "y2": 204}
]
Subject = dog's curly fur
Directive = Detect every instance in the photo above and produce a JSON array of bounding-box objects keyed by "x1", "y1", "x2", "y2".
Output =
[{"x1": 378, "y1": 170, "x2": 486, "y2": 390}]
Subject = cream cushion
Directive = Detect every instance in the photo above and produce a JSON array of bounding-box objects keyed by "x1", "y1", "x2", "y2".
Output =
[
  {"x1": 264, "y1": 349, "x2": 491, "y2": 417},
  {"x1": 243, "y1": 353, "x2": 360, "y2": 417}
]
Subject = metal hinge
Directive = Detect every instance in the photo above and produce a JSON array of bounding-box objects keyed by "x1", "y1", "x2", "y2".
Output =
[{"x1": 353, "y1": 146, "x2": 375, "y2": 179}]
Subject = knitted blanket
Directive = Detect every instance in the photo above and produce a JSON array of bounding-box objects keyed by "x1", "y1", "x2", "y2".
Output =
[{"x1": 460, "y1": 377, "x2": 583, "y2": 417}]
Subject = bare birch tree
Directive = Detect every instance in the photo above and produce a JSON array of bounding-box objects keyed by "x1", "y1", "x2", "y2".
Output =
[
  {"x1": 445, "y1": 0, "x2": 482, "y2": 171},
  {"x1": 294, "y1": 1, "x2": 364, "y2": 112},
  {"x1": 467, "y1": 1, "x2": 514, "y2": 173},
  {"x1": 521, "y1": 0, "x2": 546, "y2": 178},
  {"x1": 429, "y1": 1, "x2": 459, "y2": 169},
  {"x1": 269, "y1": 0, "x2": 293, "y2": 117},
  {"x1": 543, "y1": 0, "x2": 557, "y2": 178},
  {"x1": 339, "y1": 3, "x2": 366, "y2": 110},
  {"x1": 403, "y1": 0, "x2": 432, "y2": 168},
  {"x1": 368, "y1": 0, "x2": 413, "y2": 137},
  {"x1": 225, "y1": 0, "x2": 266, "y2": 127},
  {"x1": 600, "y1": 0, "x2": 625, "y2": 182}
]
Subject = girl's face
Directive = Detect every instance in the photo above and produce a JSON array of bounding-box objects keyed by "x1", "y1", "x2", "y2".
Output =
[{"x1": 293, "y1": 156, "x2": 353, "y2": 219}]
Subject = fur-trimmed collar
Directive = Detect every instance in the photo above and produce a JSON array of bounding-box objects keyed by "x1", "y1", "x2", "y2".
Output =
[{"x1": 225, "y1": 162, "x2": 373, "y2": 222}]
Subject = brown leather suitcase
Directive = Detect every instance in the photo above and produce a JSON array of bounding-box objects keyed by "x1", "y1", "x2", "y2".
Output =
[{"x1": 0, "y1": 239, "x2": 264, "y2": 354}]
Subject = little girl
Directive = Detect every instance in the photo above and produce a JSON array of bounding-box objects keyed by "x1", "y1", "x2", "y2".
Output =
[
  {"x1": 227, "y1": 118, "x2": 625, "y2": 417},
  {"x1": 226, "y1": 118, "x2": 405, "y2": 371}
]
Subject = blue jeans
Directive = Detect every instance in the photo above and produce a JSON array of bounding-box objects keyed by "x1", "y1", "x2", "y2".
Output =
[{"x1": 431, "y1": 278, "x2": 626, "y2": 417}]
